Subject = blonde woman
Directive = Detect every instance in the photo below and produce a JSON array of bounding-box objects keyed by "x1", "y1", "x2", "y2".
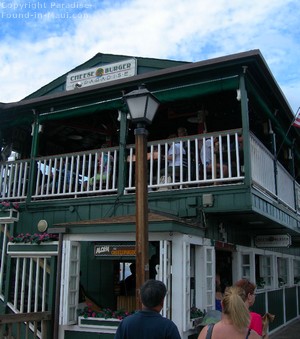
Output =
[
  {"x1": 234, "y1": 279, "x2": 263, "y2": 336},
  {"x1": 198, "y1": 286, "x2": 261, "y2": 339}
]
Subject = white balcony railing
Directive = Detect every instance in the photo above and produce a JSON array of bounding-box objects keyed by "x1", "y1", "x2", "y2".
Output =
[
  {"x1": 250, "y1": 134, "x2": 276, "y2": 196},
  {"x1": 33, "y1": 148, "x2": 118, "y2": 198},
  {"x1": 250, "y1": 133, "x2": 296, "y2": 211},
  {"x1": 125, "y1": 130, "x2": 244, "y2": 191},
  {"x1": 0, "y1": 159, "x2": 29, "y2": 200},
  {"x1": 0, "y1": 129, "x2": 298, "y2": 214}
]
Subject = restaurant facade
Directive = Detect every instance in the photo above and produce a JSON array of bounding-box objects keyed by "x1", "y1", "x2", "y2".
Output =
[{"x1": 0, "y1": 50, "x2": 300, "y2": 338}]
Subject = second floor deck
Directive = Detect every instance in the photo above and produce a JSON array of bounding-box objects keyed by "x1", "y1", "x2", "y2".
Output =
[{"x1": 1, "y1": 129, "x2": 300, "y2": 218}]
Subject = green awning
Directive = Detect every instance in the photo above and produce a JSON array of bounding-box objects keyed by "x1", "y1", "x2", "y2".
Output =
[
  {"x1": 0, "y1": 75, "x2": 239, "y2": 127},
  {"x1": 39, "y1": 97, "x2": 123, "y2": 122},
  {"x1": 154, "y1": 75, "x2": 239, "y2": 102}
]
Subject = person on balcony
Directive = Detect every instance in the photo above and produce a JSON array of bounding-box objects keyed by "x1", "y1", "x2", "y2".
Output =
[
  {"x1": 160, "y1": 133, "x2": 187, "y2": 187},
  {"x1": 177, "y1": 126, "x2": 189, "y2": 168},
  {"x1": 89, "y1": 145, "x2": 113, "y2": 189},
  {"x1": 200, "y1": 137, "x2": 228, "y2": 179}
]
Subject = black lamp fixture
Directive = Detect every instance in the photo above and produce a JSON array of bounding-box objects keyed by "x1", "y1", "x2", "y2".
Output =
[
  {"x1": 123, "y1": 84, "x2": 160, "y2": 310},
  {"x1": 123, "y1": 85, "x2": 160, "y2": 125}
]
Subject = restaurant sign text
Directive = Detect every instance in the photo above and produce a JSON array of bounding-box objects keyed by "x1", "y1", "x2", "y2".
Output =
[
  {"x1": 66, "y1": 58, "x2": 137, "y2": 90},
  {"x1": 255, "y1": 234, "x2": 291, "y2": 248},
  {"x1": 94, "y1": 244, "x2": 136, "y2": 257}
]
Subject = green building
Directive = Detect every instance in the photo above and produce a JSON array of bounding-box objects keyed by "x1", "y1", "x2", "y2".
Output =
[{"x1": 0, "y1": 50, "x2": 300, "y2": 338}]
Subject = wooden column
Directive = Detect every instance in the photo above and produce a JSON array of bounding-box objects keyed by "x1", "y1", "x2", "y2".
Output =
[{"x1": 134, "y1": 126, "x2": 149, "y2": 309}]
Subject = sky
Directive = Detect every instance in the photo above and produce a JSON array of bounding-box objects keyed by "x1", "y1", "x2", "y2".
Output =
[{"x1": 0, "y1": 0, "x2": 299, "y2": 114}]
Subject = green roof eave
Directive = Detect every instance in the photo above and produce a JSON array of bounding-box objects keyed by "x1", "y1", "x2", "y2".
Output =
[
  {"x1": 154, "y1": 75, "x2": 239, "y2": 102},
  {"x1": 53, "y1": 220, "x2": 203, "y2": 236},
  {"x1": 37, "y1": 75, "x2": 239, "y2": 122},
  {"x1": 39, "y1": 97, "x2": 123, "y2": 122}
]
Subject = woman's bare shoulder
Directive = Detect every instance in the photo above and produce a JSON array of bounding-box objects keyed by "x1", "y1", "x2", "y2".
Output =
[{"x1": 197, "y1": 325, "x2": 209, "y2": 339}]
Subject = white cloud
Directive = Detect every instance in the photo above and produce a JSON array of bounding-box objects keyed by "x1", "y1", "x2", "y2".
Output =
[{"x1": 0, "y1": 0, "x2": 299, "y2": 112}]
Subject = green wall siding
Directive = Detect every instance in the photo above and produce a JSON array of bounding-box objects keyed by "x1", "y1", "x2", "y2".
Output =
[
  {"x1": 285, "y1": 287, "x2": 297, "y2": 321},
  {"x1": 268, "y1": 289, "x2": 284, "y2": 330},
  {"x1": 251, "y1": 293, "x2": 266, "y2": 315}
]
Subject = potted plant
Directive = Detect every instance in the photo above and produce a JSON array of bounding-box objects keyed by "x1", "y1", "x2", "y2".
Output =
[
  {"x1": 278, "y1": 277, "x2": 286, "y2": 287},
  {"x1": 191, "y1": 307, "x2": 205, "y2": 327},
  {"x1": 256, "y1": 277, "x2": 266, "y2": 289}
]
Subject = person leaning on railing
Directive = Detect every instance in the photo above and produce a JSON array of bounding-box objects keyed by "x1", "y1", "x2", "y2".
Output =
[
  {"x1": 160, "y1": 134, "x2": 187, "y2": 185},
  {"x1": 88, "y1": 145, "x2": 113, "y2": 189},
  {"x1": 200, "y1": 137, "x2": 228, "y2": 179}
]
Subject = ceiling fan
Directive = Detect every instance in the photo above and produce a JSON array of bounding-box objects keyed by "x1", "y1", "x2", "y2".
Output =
[{"x1": 187, "y1": 109, "x2": 208, "y2": 124}]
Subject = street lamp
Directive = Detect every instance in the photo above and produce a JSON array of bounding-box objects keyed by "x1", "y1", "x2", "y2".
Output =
[{"x1": 123, "y1": 85, "x2": 160, "y2": 309}]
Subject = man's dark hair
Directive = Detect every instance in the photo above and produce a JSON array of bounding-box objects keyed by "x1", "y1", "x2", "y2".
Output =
[{"x1": 140, "y1": 279, "x2": 166, "y2": 308}]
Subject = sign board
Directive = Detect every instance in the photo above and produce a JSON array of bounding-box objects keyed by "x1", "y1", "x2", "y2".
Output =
[
  {"x1": 94, "y1": 244, "x2": 136, "y2": 257},
  {"x1": 255, "y1": 234, "x2": 291, "y2": 248},
  {"x1": 296, "y1": 186, "x2": 300, "y2": 210},
  {"x1": 66, "y1": 58, "x2": 137, "y2": 91}
]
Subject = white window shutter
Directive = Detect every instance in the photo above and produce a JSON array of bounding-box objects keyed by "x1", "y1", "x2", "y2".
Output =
[
  {"x1": 60, "y1": 240, "x2": 81, "y2": 325},
  {"x1": 159, "y1": 240, "x2": 171, "y2": 318}
]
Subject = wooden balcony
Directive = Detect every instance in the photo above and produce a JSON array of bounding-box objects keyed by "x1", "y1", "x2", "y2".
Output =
[{"x1": 0, "y1": 129, "x2": 299, "y2": 214}]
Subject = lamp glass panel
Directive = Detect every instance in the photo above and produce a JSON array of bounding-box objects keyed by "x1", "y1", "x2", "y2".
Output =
[
  {"x1": 126, "y1": 96, "x2": 147, "y2": 120},
  {"x1": 145, "y1": 97, "x2": 160, "y2": 122}
]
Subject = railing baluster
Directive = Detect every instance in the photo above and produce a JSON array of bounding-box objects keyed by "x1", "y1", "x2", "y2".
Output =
[
  {"x1": 34, "y1": 258, "x2": 40, "y2": 312},
  {"x1": 27, "y1": 258, "x2": 33, "y2": 312},
  {"x1": 42, "y1": 258, "x2": 47, "y2": 311},
  {"x1": 14, "y1": 258, "x2": 20, "y2": 309},
  {"x1": 20, "y1": 258, "x2": 27, "y2": 312}
]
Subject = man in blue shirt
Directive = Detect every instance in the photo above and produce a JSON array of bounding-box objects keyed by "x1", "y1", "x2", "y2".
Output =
[{"x1": 114, "y1": 279, "x2": 181, "y2": 339}]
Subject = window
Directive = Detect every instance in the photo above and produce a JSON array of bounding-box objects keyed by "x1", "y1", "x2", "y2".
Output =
[
  {"x1": 256, "y1": 254, "x2": 273, "y2": 289},
  {"x1": 293, "y1": 259, "x2": 300, "y2": 284},
  {"x1": 277, "y1": 257, "x2": 288, "y2": 287},
  {"x1": 241, "y1": 253, "x2": 251, "y2": 279}
]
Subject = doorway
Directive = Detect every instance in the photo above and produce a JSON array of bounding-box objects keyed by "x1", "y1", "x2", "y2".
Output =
[{"x1": 216, "y1": 249, "x2": 233, "y2": 293}]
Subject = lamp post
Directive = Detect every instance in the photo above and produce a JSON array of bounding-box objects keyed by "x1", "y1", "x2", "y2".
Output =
[{"x1": 123, "y1": 85, "x2": 160, "y2": 309}]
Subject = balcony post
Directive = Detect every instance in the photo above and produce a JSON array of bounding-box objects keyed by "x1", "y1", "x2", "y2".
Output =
[{"x1": 239, "y1": 71, "x2": 251, "y2": 187}]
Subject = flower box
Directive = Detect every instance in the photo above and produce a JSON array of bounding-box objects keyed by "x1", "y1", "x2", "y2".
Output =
[
  {"x1": 192, "y1": 316, "x2": 204, "y2": 328},
  {"x1": 7, "y1": 242, "x2": 59, "y2": 256},
  {"x1": 0, "y1": 208, "x2": 19, "y2": 222},
  {"x1": 78, "y1": 316, "x2": 121, "y2": 329}
]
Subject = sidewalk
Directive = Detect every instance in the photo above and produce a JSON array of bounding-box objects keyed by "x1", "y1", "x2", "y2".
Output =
[{"x1": 269, "y1": 319, "x2": 300, "y2": 339}]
